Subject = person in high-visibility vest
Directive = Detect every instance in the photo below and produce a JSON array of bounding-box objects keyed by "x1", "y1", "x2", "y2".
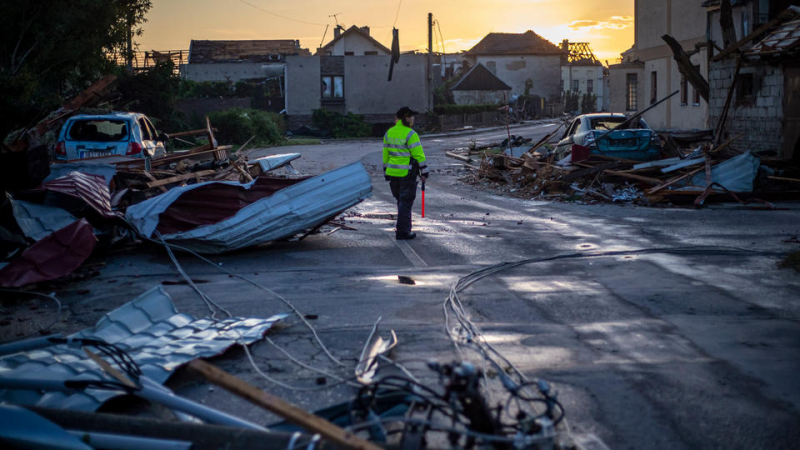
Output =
[{"x1": 383, "y1": 106, "x2": 429, "y2": 240}]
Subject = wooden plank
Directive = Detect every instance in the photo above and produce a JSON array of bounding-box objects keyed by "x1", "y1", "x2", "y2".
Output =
[
  {"x1": 769, "y1": 176, "x2": 800, "y2": 183},
  {"x1": 116, "y1": 146, "x2": 232, "y2": 169},
  {"x1": 187, "y1": 360, "x2": 382, "y2": 450},
  {"x1": 648, "y1": 167, "x2": 705, "y2": 194},
  {"x1": 145, "y1": 170, "x2": 216, "y2": 188},
  {"x1": 661, "y1": 158, "x2": 705, "y2": 174},
  {"x1": 141, "y1": 171, "x2": 168, "y2": 193},
  {"x1": 445, "y1": 151, "x2": 472, "y2": 162},
  {"x1": 602, "y1": 170, "x2": 664, "y2": 185},
  {"x1": 166, "y1": 128, "x2": 218, "y2": 139}
]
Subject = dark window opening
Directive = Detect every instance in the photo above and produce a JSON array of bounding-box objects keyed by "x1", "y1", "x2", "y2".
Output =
[
  {"x1": 344, "y1": 51, "x2": 354, "y2": 56},
  {"x1": 68, "y1": 119, "x2": 129, "y2": 141},
  {"x1": 693, "y1": 65, "x2": 702, "y2": 105},
  {"x1": 650, "y1": 71, "x2": 658, "y2": 105},
  {"x1": 364, "y1": 51, "x2": 378, "y2": 55},
  {"x1": 626, "y1": 73, "x2": 638, "y2": 111},
  {"x1": 587, "y1": 79, "x2": 594, "y2": 94},
  {"x1": 737, "y1": 73, "x2": 755, "y2": 107},
  {"x1": 681, "y1": 75, "x2": 688, "y2": 105}
]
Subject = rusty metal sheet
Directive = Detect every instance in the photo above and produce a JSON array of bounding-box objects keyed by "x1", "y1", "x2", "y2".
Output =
[
  {"x1": 0, "y1": 219, "x2": 97, "y2": 288},
  {"x1": 40, "y1": 171, "x2": 117, "y2": 218}
]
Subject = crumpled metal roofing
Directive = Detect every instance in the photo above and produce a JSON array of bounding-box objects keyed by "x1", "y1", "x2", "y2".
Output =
[
  {"x1": 46, "y1": 162, "x2": 117, "y2": 186},
  {"x1": 252, "y1": 153, "x2": 301, "y2": 172},
  {"x1": 683, "y1": 151, "x2": 760, "y2": 192},
  {"x1": 126, "y1": 161, "x2": 373, "y2": 254},
  {"x1": 747, "y1": 7, "x2": 800, "y2": 56},
  {"x1": 10, "y1": 197, "x2": 78, "y2": 241},
  {"x1": 0, "y1": 218, "x2": 97, "y2": 288},
  {"x1": 40, "y1": 171, "x2": 117, "y2": 218},
  {"x1": 0, "y1": 286, "x2": 288, "y2": 411}
]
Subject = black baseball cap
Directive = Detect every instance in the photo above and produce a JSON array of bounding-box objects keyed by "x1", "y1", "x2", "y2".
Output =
[{"x1": 396, "y1": 107, "x2": 419, "y2": 118}]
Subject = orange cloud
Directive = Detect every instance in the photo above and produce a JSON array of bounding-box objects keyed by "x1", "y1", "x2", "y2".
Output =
[{"x1": 568, "y1": 16, "x2": 633, "y2": 31}]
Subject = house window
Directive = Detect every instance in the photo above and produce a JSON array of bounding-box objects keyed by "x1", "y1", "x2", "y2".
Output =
[
  {"x1": 737, "y1": 73, "x2": 755, "y2": 107},
  {"x1": 344, "y1": 51, "x2": 354, "y2": 56},
  {"x1": 560, "y1": 79, "x2": 564, "y2": 93},
  {"x1": 572, "y1": 79, "x2": 579, "y2": 93},
  {"x1": 364, "y1": 51, "x2": 378, "y2": 55},
  {"x1": 626, "y1": 73, "x2": 638, "y2": 111},
  {"x1": 693, "y1": 65, "x2": 701, "y2": 105},
  {"x1": 681, "y1": 74, "x2": 688, "y2": 105},
  {"x1": 587, "y1": 79, "x2": 593, "y2": 93},
  {"x1": 322, "y1": 76, "x2": 344, "y2": 99},
  {"x1": 650, "y1": 71, "x2": 658, "y2": 105},
  {"x1": 742, "y1": 10, "x2": 750, "y2": 38}
]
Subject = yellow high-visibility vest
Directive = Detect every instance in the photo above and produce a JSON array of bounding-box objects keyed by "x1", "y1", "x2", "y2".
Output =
[{"x1": 383, "y1": 121, "x2": 428, "y2": 178}]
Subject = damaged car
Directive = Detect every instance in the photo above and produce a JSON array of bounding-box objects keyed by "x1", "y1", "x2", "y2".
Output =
[
  {"x1": 54, "y1": 112, "x2": 167, "y2": 161},
  {"x1": 555, "y1": 113, "x2": 662, "y2": 161}
]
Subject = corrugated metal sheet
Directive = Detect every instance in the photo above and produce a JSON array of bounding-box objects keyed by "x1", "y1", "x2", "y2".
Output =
[
  {"x1": 127, "y1": 162, "x2": 373, "y2": 254},
  {"x1": 0, "y1": 219, "x2": 97, "y2": 288},
  {"x1": 253, "y1": 153, "x2": 301, "y2": 172},
  {"x1": 0, "y1": 286, "x2": 287, "y2": 411},
  {"x1": 683, "y1": 152, "x2": 760, "y2": 192},
  {"x1": 45, "y1": 163, "x2": 117, "y2": 186},
  {"x1": 10, "y1": 198, "x2": 78, "y2": 241},
  {"x1": 40, "y1": 172, "x2": 117, "y2": 218}
]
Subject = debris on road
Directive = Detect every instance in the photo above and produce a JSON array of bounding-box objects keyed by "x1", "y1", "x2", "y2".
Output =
[{"x1": 0, "y1": 286, "x2": 287, "y2": 411}]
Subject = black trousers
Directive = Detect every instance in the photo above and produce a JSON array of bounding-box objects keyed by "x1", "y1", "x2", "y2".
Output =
[{"x1": 389, "y1": 175, "x2": 417, "y2": 235}]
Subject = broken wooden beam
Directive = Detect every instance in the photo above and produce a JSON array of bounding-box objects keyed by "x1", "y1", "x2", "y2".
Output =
[
  {"x1": 445, "y1": 151, "x2": 472, "y2": 162},
  {"x1": 145, "y1": 170, "x2": 216, "y2": 188},
  {"x1": 187, "y1": 360, "x2": 382, "y2": 450},
  {"x1": 648, "y1": 167, "x2": 705, "y2": 194},
  {"x1": 662, "y1": 34, "x2": 709, "y2": 102}
]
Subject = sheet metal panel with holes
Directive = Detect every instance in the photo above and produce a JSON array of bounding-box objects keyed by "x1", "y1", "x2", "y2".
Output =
[
  {"x1": 0, "y1": 286, "x2": 288, "y2": 411},
  {"x1": 126, "y1": 161, "x2": 373, "y2": 253}
]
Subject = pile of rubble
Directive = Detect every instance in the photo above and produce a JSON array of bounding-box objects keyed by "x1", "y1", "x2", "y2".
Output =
[
  {"x1": 0, "y1": 79, "x2": 372, "y2": 289},
  {"x1": 452, "y1": 129, "x2": 800, "y2": 207}
]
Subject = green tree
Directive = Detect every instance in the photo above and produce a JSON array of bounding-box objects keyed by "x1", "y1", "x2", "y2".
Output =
[{"x1": 0, "y1": 1, "x2": 152, "y2": 139}]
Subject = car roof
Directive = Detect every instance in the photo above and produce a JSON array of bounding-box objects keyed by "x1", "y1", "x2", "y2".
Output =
[{"x1": 66, "y1": 112, "x2": 141, "y2": 121}]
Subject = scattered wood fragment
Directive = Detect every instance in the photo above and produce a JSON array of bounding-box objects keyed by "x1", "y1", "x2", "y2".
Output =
[
  {"x1": 648, "y1": 167, "x2": 705, "y2": 194},
  {"x1": 445, "y1": 151, "x2": 472, "y2": 162},
  {"x1": 188, "y1": 360, "x2": 382, "y2": 450},
  {"x1": 145, "y1": 170, "x2": 216, "y2": 188},
  {"x1": 769, "y1": 176, "x2": 800, "y2": 183}
]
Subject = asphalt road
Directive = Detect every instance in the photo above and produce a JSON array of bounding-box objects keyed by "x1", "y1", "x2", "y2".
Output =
[{"x1": 46, "y1": 122, "x2": 800, "y2": 448}]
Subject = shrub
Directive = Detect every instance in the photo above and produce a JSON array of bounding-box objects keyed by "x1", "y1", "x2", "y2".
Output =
[
  {"x1": 207, "y1": 108, "x2": 285, "y2": 146},
  {"x1": 311, "y1": 109, "x2": 371, "y2": 138}
]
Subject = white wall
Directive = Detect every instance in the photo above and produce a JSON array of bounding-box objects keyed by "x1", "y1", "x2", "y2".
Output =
[
  {"x1": 453, "y1": 90, "x2": 508, "y2": 105},
  {"x1": 325, "y1": 34, "x2": 389, "y2": 56},
  {"x1": 561, "y1": 65, "x2": 606, "y2": 111}
]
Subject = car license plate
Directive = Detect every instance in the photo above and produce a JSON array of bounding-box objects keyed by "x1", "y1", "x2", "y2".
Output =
[{"x1": 79, "y1": 150, "x2": 111, "y2": 158}]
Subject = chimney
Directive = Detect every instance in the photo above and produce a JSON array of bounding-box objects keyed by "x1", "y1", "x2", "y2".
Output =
[
  {"x1": 360, "y1": 26, "x2": 370, "y2": 36},
  {"x1": 561, "y1": 39, "x2": 569, "y2": 52},
  {"x1": 334, "y1": 25, "x2": 343, "y2": 38}
]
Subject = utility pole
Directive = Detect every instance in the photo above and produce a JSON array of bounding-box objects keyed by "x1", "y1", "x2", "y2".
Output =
[{"x1": 427, "y1": 13, "x2": 433, "y2": 111}]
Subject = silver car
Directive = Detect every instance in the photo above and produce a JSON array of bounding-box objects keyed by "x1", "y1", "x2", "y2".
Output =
[
  {"x1": 54, "y1": 112, "x2": 167, "y2": 161},
  {"x1": 555, "y1": 113, "x2": 661, "y2": 161}
]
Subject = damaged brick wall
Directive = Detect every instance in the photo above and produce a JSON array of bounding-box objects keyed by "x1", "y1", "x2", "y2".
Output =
[{"x1": 709, "y1": 59, "x2": 784, "y2": 156}]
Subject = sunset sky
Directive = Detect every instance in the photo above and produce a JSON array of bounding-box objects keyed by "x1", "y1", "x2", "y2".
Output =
[{"x1": 139, "y1": 0, "x2": 634, "y2": 64}]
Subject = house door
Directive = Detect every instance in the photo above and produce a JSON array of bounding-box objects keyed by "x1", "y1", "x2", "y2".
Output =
[{"x1": 784, "y1": 67, "x2": 800, "y2": 160}]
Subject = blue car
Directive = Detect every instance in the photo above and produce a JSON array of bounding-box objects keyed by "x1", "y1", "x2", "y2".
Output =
[{"x1": 555, "y1": 113, "x2": 662, "y2": 161}]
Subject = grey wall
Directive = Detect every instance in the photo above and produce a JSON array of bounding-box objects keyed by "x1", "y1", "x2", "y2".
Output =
[
  {"x1": 343, "y1": 54, "x2": 427, "y2": 115},
  {"x1": 182, "y1": 63, "x2": 285, "y2": 82},
  {"x1": 608, "y1": 66, "x2": 643, "y2": 114},
  {"x1": 285, "y1": 56, "x2": 321, "y2": 115},
  {"x1": 709, "y1": 59, "x2": 784, "y2": 156},
  {"x1": 285, "y1": 54, "x2": 427, "y2": 118},
  {"x1": 469, "y1": 55, "x2": 561, "y2": 101}
]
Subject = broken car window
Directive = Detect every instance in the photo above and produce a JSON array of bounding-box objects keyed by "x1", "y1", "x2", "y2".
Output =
[{"x1": 67, "y1": 119, "x2": 129, "y2": 141}]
